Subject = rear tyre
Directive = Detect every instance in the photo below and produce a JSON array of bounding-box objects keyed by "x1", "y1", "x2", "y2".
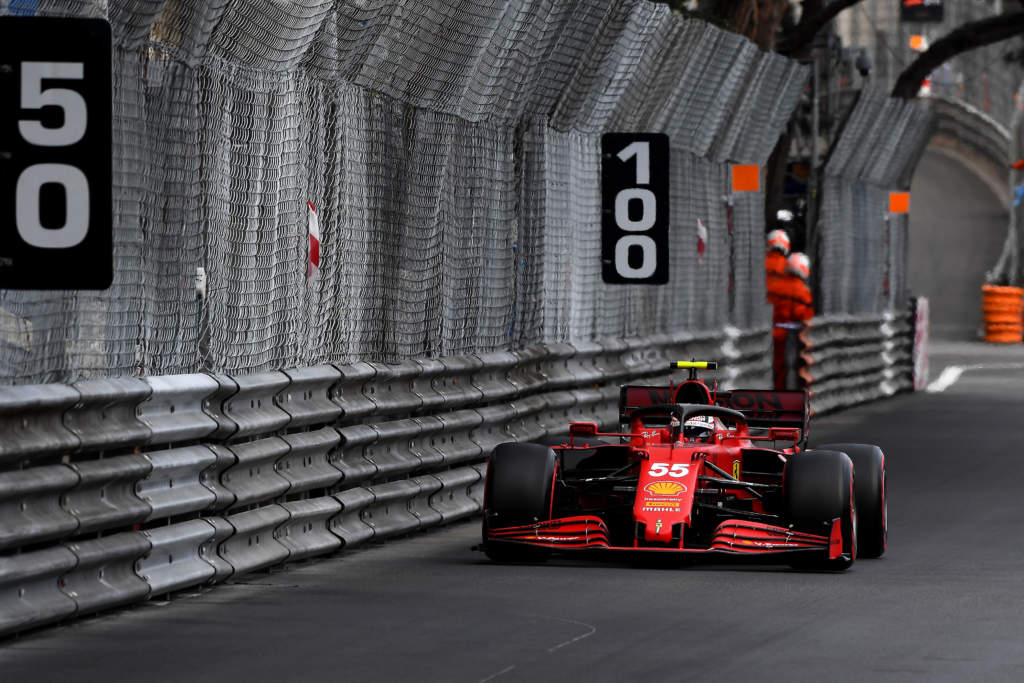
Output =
[
  {"x1": 785, "y1": 450, "x2": 857, "y2": 570},
  {"x1": 817, "y1": 442, "x2": 886, "y2": 558},
  {"x1": 482, "y1": 442, "x2": 557, "y2": 563}
]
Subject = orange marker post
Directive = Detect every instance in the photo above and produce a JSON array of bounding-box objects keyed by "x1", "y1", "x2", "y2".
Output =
[
  {"x1": 889, "y1": 192, "x2": 910, "y2": 214},
  {"x1": 731, "y1": 165, "x2": 760, "y2": 192}
]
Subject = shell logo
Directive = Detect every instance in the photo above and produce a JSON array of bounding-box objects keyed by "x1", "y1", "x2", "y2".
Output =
[{"x1": 644, "y1": 481, "x2": 685, "y2": 496}]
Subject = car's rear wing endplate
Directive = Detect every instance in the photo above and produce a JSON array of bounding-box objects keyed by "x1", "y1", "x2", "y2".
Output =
[{"x1": 619, "y1": 386, "x2": 809, "y2": 437}]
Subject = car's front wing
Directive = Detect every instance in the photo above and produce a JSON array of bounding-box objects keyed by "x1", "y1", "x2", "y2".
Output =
[{"x1": 484, "y1": 515, "x2": 843, "y2": 560}]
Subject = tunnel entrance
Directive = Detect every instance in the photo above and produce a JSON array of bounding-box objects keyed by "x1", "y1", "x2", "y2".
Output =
[{"x1": 908, "y1": 147, "x2": 1008, "y2": 340}]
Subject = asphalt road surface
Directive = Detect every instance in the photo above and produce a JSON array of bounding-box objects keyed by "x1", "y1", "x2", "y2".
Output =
[
  {"x1": 909, "y1": 147, "x2": 1008, "y2": 340},
  {"x1": 2, "y1": 339, "x2": 1023, "y2": 683}
]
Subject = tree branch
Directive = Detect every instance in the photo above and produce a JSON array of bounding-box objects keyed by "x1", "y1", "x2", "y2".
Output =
[
  {"x1": 778, "y1": 0, "x2": 863, "y2": 56},
  {"x1": 892, "y1": 11, "x2": 1024, "y2": 98}
]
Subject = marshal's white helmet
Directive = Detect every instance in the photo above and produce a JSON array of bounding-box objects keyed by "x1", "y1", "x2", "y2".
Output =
[
  {"x1": 683, "y1": 415, "x2": 715, "y2": 442},
  {"x1": 766, "y1": 229, "x2": 790, "y2": 255},
  {"x1": 786, "y1": 252, "x2": 811, "y2": 280}
]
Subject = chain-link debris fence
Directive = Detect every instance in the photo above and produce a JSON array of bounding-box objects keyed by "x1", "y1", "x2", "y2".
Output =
[
  {"x1": 845, "y1": 0, "x2": 1024, "y2": 129},
  {"x1": 817, "y1": 86, "x2": 933, "y2": 316},
  {"x1": 843, "y1": 2, "x2": 1024, "y2": 295},
  {"x1": 0, "y1": 0, "x2": 808, "y2": 384}
]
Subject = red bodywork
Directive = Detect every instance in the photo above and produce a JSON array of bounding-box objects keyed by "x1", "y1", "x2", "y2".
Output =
[{"x1": 482, "y1": 378, "x2": 845, "y2": 562}]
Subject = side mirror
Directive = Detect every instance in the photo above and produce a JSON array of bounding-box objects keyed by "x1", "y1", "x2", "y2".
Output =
[
  {"x1": 768, "y1": 427, "x2": 800, "y2": 444},
  {"x1": 569, "y1": 422, "x2": 598, "y2": 438}
]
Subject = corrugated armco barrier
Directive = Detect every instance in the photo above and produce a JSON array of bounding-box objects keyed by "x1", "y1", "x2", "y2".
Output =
[
  {"x1": 0, "y1": 328, "x2": 770, "y2": 637},
  {"x1": 799, "y1": 306, "x2": 915, "y2": 415}
]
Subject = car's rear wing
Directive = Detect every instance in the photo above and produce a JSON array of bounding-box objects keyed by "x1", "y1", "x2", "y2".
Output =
[
  {"x1": 619, "y1": 385, "x2": 809, "y2": 437},
  {"x1": 716, "y1": 389, "x2": 809, "y2": 436},
  {"x1": 619, "y1": 385, "x2": 673, "y2": 423}
]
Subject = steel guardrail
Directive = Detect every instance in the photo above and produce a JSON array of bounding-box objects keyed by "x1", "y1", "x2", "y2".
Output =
[
  {"x1": 799, "y1": 306, "x2": 915, "y2": 415},
  {"x1": 0, "y1": 327, "x2": 771, "y2": 637}
]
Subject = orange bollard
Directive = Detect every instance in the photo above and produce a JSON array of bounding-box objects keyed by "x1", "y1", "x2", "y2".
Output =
[{"x1": 982, "y1": 285, "x2": 1024, "y2": 343}]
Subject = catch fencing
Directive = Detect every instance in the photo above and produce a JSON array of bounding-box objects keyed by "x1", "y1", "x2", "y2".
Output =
[
  {"x1": 842, "y1": 0, "x2": 1024, "y2": 291},
  {"x1": 845, "y1": 0, "x2": 1024, "y2": 129},
  {"x1": 816, "y1": 86, "x2": 933, "y2": 315},
  {"x1": 0, "y1": 0, "x2": 806, "y2": 384},
  {"x1": 0, "y1": 327, "x2": 769, "y2": 637}
]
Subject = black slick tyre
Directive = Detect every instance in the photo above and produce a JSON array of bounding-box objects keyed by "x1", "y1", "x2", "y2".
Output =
[
  {"x1": 785, "y1": 449, "x2": 857, "y2": 570},
  {"x1": 482, "y1": 442, "x2": 557, "y2": 563},
  {"x1": 817, "y1": 442, "x2": 886, "y2": 558}
]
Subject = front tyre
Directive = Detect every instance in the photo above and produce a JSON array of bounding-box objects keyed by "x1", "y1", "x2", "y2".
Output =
[
  {"x1": 482, "y1": 442, "x2": 557, "y2": 563},
  {"x1": 817, "y1": 442, "x2": 886, "y2": 558},
  {"x1": 785, "y1": 450, "x2": 857, "y2": 570}
]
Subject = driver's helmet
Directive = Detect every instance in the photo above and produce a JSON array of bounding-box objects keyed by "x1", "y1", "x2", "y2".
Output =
[{"x1": 683, "y1": 415, "x2": 715, "y2": 442}]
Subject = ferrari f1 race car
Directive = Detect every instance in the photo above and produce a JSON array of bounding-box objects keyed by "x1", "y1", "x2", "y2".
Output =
[{"x1": 480, "y1": 362, "x2": 886, "y2": 570}]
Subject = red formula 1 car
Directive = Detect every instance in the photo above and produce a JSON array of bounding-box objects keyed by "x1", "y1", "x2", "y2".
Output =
[{"x1": 480, "y1": 362, "x2": 886, "y2": 570}]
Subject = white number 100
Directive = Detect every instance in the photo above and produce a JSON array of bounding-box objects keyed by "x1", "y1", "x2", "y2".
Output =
[
  {"x1": 16, "y1": 61, "x2": 90, "y2": 249},
  {"x1": 613, "y1": 141, "x2": 657, "y2": 279}
]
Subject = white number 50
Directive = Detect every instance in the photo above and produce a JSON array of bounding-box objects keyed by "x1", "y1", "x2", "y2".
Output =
[{"x1": 16, "y1": 61, "x2": 90, "y2": 249}]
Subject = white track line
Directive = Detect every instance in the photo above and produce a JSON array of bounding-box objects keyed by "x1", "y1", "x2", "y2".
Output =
[
  {"x1": 926, "y1": 365, "x2": 964, "y2": 393},
  {"x1": 546, "y1": 617, "x2": 598, "y2": 653},
  {"x1": 478, "y1": 665, "x2": 515, "y2": 683},
  {"x1": 926, "y1": 363, "x2": 1024, "y2": 393}
]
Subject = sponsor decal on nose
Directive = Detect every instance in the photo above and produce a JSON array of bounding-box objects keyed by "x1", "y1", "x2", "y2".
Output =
[{"x1": 644, "y1": 481, "x2": 686, "y2": 496}]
